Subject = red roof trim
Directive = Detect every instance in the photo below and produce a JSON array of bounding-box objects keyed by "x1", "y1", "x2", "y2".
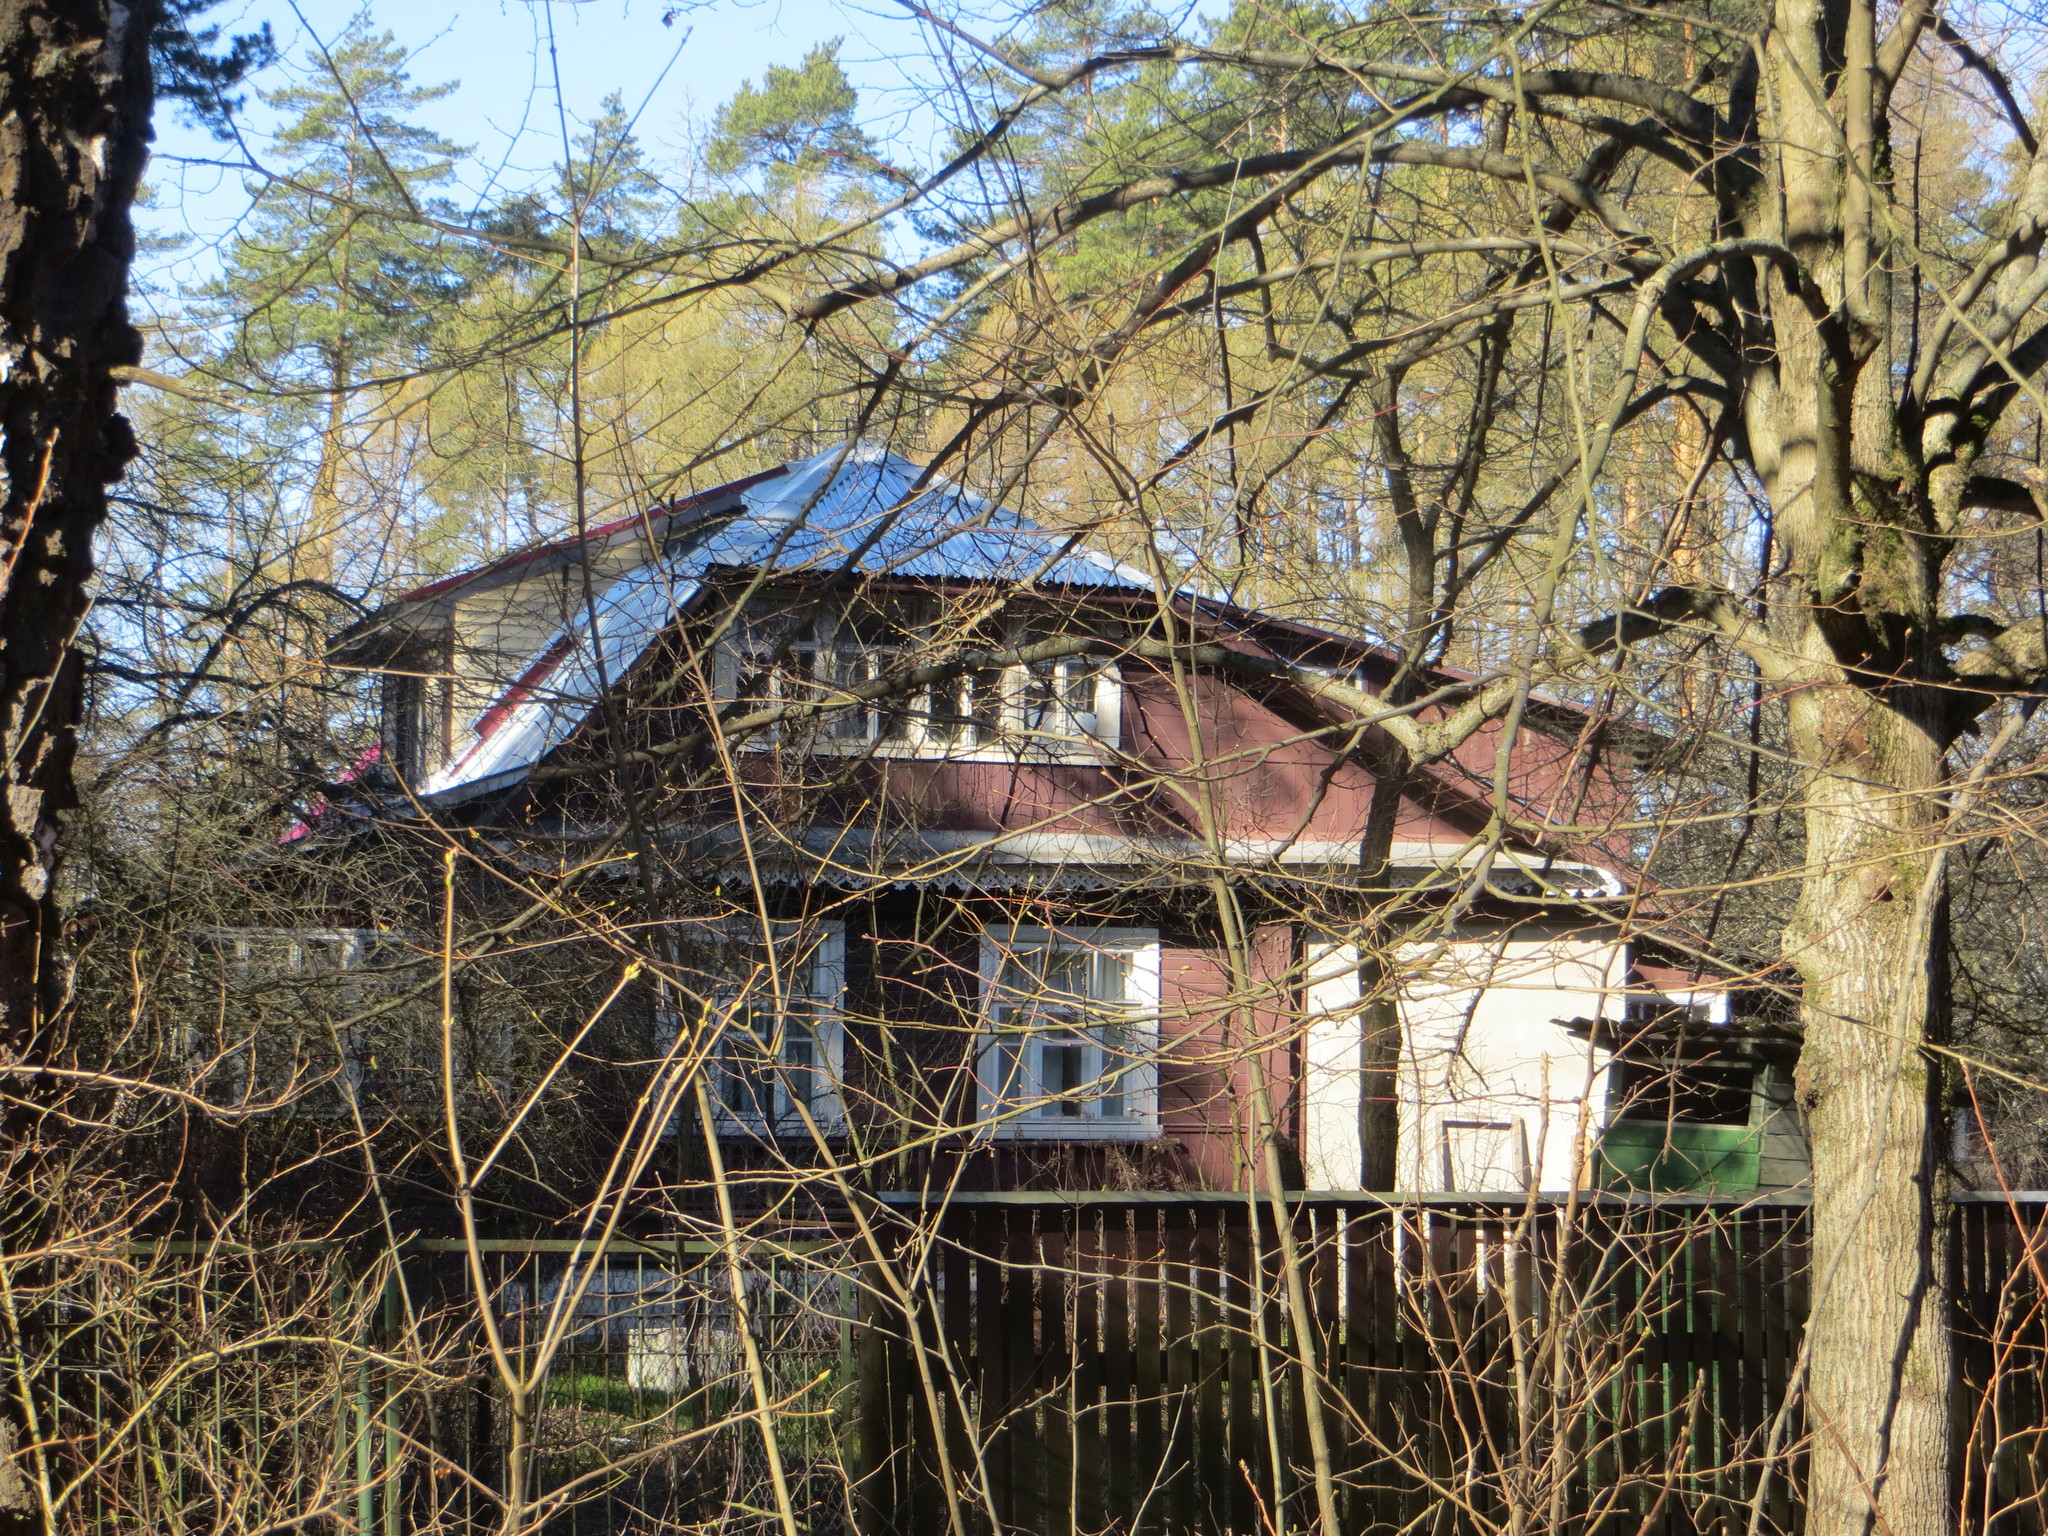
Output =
[
  {"x1": 475, "y1": 635, "x2": 575, "y2": 742},
  {"x1": 393, "y1": 465, "x2": 790, "y2": 605}
]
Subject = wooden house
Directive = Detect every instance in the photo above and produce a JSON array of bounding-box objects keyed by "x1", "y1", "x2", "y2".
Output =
[{"x1": 312, "y1": 442, "x2": 1804, "y2": 1198}]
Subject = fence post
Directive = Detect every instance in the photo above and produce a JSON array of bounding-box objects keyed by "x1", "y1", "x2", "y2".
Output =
[
  {"x1": 355, "y1": 1345, "x2": 373, "y2": 1536},
  {"x1": 856, "y1": 1229, "x2": 901, "y2": 1535},
  {"x1": 381, "y1": 1262, "x2": 401, "y2": 1536}
]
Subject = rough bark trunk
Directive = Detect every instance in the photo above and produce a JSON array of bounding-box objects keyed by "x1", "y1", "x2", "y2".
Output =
[
  {"x1": 1743, "y1": 0, "x2": 1958, "y2": 1521},
  {"x1": 0, "y1": 0, "x2": 155, "y2": 1032},
  {"x1": 1356, "y1": 748, "x2": 1409, "y2": 1189},
  {"x1": 0, "y1": 0, "x2": 156, "y2": 1525},
  {"x1": 1789, "y1": 687, "x2": 1952, "y2": 1536}
]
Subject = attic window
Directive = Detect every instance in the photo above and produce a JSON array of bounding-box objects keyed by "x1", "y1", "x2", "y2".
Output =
[
  {"x1": 716, "y1": 601, "x2": 1120, "y2": 758},
  {"x1": 1021, "y1": 656, "x2": 1112, "y2": 743},
  {"x1": 925, "y1": 666, "x2": 1006, "y2": 746},
  {"x1": 381, "y1": 634, "x2": 454, "y2": 782},
  {"x1": 720, "y1": 611, "x2": 910, "y2": 744}
]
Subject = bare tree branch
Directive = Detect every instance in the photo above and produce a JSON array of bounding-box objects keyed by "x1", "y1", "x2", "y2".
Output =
[{"x1": 1576, "y1": 585, "x2": 1792, "y2": 683}]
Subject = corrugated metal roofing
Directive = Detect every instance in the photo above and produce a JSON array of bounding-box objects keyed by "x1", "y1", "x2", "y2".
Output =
[
  {"x1": 714, "y1": 440, "x2": 1158, "y2": 589},
  {"x1": 410, "y1": 443, "x2": 1162, "y2": 802}
]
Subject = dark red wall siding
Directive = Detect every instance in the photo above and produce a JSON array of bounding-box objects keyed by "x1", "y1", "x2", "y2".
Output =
[{"x1": 584, "y1": 650, "x2": 1638, "y2": 1195}]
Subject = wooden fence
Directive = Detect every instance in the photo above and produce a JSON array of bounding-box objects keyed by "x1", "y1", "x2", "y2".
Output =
[
  {"x1": 45, "y1": 1236, "x2": 854, "y2": 1536},
  {"x1": 857, "y1": 1193, "x2": 2048, "y2": 1536},
  {"x1": 35, "y1": 1196, "x2": 2048, "y2": 1535}
]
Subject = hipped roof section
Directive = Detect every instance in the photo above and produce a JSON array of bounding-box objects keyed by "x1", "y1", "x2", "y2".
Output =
[
  {"x1": 327, "y1": 440, "x2": 1666, "y2": 810},
  {"x1": 329, "y1": 443, "x2": 1169, "y2": 804}
]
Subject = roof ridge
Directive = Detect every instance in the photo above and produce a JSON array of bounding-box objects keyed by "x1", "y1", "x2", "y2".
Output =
[{"x1": 391, "y1": 464, "x2": 790, "y2": 606}]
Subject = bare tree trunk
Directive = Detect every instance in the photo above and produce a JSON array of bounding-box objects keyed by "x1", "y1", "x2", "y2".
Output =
[
  {"x1": 1356, "y1": 753, "x2": 1408, "y2": 1190},
  {"x1": 1744, "y1": 0, "x2": 1958, "y2": 1517},
  {"x1": 1789, "y1": 687, "x2": 1952, "y2": 1536},
  {"x1": 0, "y1": 0, "x2": 155, "y2": 1035},
  {"x1": 0, "y1": 0, "x2": 156, "y2": 1524}
]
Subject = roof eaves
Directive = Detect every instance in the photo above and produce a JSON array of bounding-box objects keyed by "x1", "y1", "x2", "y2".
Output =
[
  {"x1": 329, "y1": 466, "x2": 787, "y2": 663},
  {"x1": 395, "y1": 465, "x2": 788, "y2": 605}
]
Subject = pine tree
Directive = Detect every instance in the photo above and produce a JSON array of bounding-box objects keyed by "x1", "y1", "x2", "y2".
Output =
[{"x1": 202, "y1": 19, "x2": 463, "y2": 586}]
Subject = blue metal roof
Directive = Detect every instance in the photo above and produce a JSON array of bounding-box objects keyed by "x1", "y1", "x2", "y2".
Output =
[
  {"x1": 408, "y1": 443, "x2": 1161, "y2": 802},
  {"x1": 693, "y1": 442, "x2": 1158, "y2": 589}
]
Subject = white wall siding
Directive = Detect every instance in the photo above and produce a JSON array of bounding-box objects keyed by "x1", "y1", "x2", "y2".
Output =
[
  {"x1": 1301, "y1": 944, "x2": 1365, "y2": 1188},
  {"x1": 1301, "y1": 926, "x2": 1622, "y2": 1193}
]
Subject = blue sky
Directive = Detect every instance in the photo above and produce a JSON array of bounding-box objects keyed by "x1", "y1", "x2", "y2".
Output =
[{"x1": 139, "y1": 0, "x2": 949, "y2": 295}]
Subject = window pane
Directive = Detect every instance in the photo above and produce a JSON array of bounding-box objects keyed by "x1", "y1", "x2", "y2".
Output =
[
  {"x1": 1098, "y1": 1026, "x2": 1129, "y2": 1119},
  {"x1": 1018, "y1": 659, "x2": 1107, "y2": 741},
  {"x1": 303, "y1": 937, "x2": 353, "y2": 974},
  {"x1": 992, "y1": 1037, "x2": 1021, "y2": 1108},
  {"x1": 929, "y1": 669, "x2": 1002, "y2": 746},
  {"x1": 829, "y1": 652, "x2": 871, "y2": 740},
  {"x1": 741, "y1": 648, "x2": 815, "y2": 723},
  {"x1": 1062, "y1": 662, "x2": 1098, "y2": 719},
  {"x1": 970, "y1": 669, "x2": 1002, "y2": 739},
  {"x1": 1090, "y1": 950, "x2": 1132, "y2": 1004},
  {"x1": 781, "y1": 1033, "x2": 819, "y2": 1118},
  {"x1": 722, "y1": 1037, "x2": 770, "y2": 1119},
  {"x1": 720, "y1": 1060, "x2": 752, "y2": 1117},
  {"x1": 1039, "y1": 1033, "x2": 1087, "y2": 1117},
  {"x1": 788, "y1": 649, "x2": 820, "y2": 699},
  {"x1": 1023, "y1": 663, "x2": 1057, "y2": 732},
  {"x1": 926, "y1": 679, "x2": 964, "y2": 743},
  {"x1": 1044, "y1": 950, "x2": 1090, "y2": 1002},
  {"x1": 734, "y1": 659, "x2": 771, "y2": 712}
]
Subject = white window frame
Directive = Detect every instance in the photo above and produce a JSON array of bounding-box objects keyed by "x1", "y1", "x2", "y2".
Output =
[
  {"x1": 1016, "y1": 655, "x2": 1118, "y2": 752},
  {"x1": 716, "y1": 608, "x2": 1121, "y2": 761},
  {"x1": 976, "y1": 926, "x2": 1160, "y2": 1141},
  {"x1": 185, "y1": 927, "x2": 429, "y2": 1100},
  {"x1": 709, "y1": 921, "x2": 848, "y2": 1138},
  {"x1": 191, "y1": 926, "x2": 420, "y2": 994},
  {"x1": 1440, "y1": 1118, "x2": 1532, "y2": 1193}
]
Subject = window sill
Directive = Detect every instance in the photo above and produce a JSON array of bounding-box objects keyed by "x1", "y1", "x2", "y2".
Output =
[
  {"x1": 978, "y1": 1119, "x2": 1163, "y2": 1143},
  {"x1": 714, "y1": 1120, "x2": 849, "y2": 1140},
  {"x1": 734, "y1": 739, "x2": 1116, "y2": 764}
]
